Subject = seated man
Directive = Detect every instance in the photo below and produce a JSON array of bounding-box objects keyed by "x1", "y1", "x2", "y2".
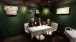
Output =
[
  {"x1": 36, "y1": 18, "x2": 43, "y2": 26},
  {"x1": 29, "y1": 18, "x2": 36, "y2": 27}
]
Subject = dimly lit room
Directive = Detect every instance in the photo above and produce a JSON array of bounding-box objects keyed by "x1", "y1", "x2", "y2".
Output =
[{"x1": 0, "y1": 0, "x2": 76, "y2": 42}]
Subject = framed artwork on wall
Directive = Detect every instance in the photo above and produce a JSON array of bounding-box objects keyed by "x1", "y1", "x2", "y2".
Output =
[
  {"x1": 4, "y1": 6, "x2": 18, "y2": 15},
  {"x1": 56, "y1": 7, "x2": 70, "y2": 14},
  {"x1": 34, "y1": 10, "x2": 40, "y2": 17}
]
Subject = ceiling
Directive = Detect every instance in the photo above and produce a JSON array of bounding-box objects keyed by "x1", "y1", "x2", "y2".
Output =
[{"x1": 0, "y1": 0, "x2": 76, "y2": 6}]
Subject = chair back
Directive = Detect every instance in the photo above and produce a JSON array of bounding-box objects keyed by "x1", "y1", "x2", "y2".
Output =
[
  {"x1": 24, "y1": 23, "x2": 29, "y2": 33},
  {"x1": 65, "y1": 27, "x2": 72, "y2": 31},
  {"x1": 24, "y1": 23, "x2": 29, "y2": 28},
  {"x1": 51, "y1": 22, "x2": 58, "y2": 32}
]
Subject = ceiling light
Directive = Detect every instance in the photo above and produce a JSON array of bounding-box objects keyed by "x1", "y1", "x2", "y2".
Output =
[{"x1": 48, "y1": 1, "x2": 50, "y2": 2}]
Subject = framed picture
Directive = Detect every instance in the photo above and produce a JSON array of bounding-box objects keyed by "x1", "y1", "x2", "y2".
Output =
[
  {"x1": 56, "y1": 7, "x2": 70, "y2": 14},
  {"x1": 34, "y1": 10, "x2": 40, "y2": 17},
  {"x1": 4, "y1": 6, "x2": 18, "y2": 15}
]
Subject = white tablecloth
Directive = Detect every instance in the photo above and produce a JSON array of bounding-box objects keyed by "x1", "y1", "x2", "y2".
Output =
[
  {"x1": 64, "y1": 29, "x2": 76, "y2": 42},
  {"x1": 28, "y1": 25, "x2": 52, "y2": 39}
]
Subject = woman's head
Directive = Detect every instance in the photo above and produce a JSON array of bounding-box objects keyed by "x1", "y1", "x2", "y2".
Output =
[
  {"x1": 47, "y1": 19, "x2": 50, "y2": 22},
  {"x1": 31, "y1": 18, "x2": 34, "y2": 22}
]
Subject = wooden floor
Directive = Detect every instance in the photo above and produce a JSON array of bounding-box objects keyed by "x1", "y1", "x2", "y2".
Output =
[{"x1": 0, "y1": 33, "x2": 70, "y2": 42}]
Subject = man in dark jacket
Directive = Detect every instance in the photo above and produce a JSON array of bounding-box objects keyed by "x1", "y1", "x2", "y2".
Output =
[{"x1": 36, "y1": 18, "x2": 43, "y2": 26}]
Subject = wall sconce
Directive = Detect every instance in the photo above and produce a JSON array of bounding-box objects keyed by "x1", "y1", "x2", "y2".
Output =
[
  {"x1": 28, "y1": 9, "x2": 32, "y2": 13},
  {"x1": 4, "y1": 6, "x2": 18, "y2": 15},
  {"x1": 42, "y1": 8, "x2": 50, "y2": 14}
]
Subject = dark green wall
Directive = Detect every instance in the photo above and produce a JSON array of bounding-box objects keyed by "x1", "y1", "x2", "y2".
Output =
[
  {"x1": 55, "y1": 2, "x2": 76, "y2": 35},
  {"x1": 0, "y1": 2, "x2": 37, "y2": 39},
  {"x1": 0, "y1": 1, "x2": 76, "y2": 39}
]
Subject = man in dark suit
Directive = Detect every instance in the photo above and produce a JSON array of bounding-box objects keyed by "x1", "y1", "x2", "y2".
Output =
[
  {"x1": 29, "y1": 18, "x2": 36, "y2": 27},
  {"x1": 36, "y1": 18, "x2": 43, "y2": 26}
]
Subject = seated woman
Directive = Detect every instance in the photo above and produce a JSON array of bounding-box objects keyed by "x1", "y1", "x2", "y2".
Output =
[
  {"x1": 46, "y1": 19, "x2": 52, "y2": 35},
  {"x1": 29, "y1": 18, "x2": 36, "y2": 27},
  {"x1": 46, "y1": 18, "x2": 51, "y2": 26}
]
